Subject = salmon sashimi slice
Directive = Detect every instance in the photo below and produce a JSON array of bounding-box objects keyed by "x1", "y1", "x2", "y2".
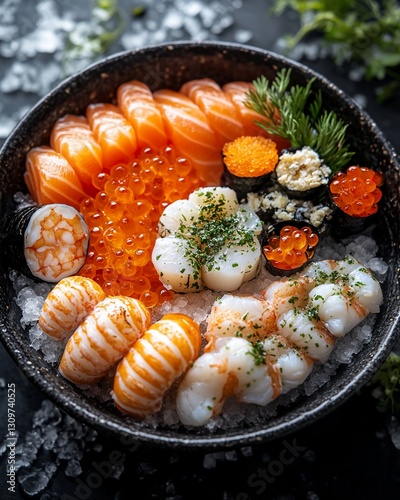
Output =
[
  {"x1": 24, "y1": 146, "x2": 87, "y2": 211},
  {"x1": 180, "y1": 78, "x2": 246, "y2": 149},
  {"x1": 117, "y1": 80, "x2": 168, "y2": 151},
  {"x1": 86, "y1": 103, "x2": 138, "y2": 170},
  {"x1": 153, "y1": 89, "x2": 223, "y2": 186},
  {"x1": 222, "y1": 81, "x2": 291, "y2": 152},
  {"x1": 50, "y1": 114, "x2": 103, "y2": 196}
]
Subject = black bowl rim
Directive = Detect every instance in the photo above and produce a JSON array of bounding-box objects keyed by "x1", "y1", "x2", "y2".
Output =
[{"x1": 0, "y1": 40, "x2": 399, "y2": 450}]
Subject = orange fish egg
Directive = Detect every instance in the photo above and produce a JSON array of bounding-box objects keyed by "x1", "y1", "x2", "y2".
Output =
[
  {"x1": 59, "y1": 296, "x2": 151, "y2": 385},
  {"x1": 222, "y1": 81, "x2": 291, "y2": 153},
  {"x1": 39, "y1": 276, "x2": 106, "y2": 340},
  {"x1": 263, "y1": 224, "x2": 319, "y2": 272},
  {"x1": 112, "y1": 313, "x2": 201, "y2": 418},
  {"x1": 329, "y1": 166, "x2": 384, "y2": 217}
]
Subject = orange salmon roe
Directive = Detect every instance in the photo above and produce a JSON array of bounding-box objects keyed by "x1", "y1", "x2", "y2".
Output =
[
  {"x1": 222, "y1": 136, "x2": 278, "y2": 177},
  {"x1": 263, "y1": 225, "x2": 319, "y2": 271},
  {"x1": 329, "y1": 165, "x2": 384, "y2": 217},
  {"x1": 79, "y1": 145, "x2": 203, "y2": 306}
]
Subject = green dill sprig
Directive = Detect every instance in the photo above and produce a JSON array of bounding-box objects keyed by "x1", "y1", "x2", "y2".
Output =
[
  {"x1": 245, "y1": 68, "x2": 354, "y2": 173},
  {"x1": 370, "y1": 352, "x2": 400, "y2": 413},
  {"x1": 271, "y1": 0, "x2": 400, "y2": 102}
]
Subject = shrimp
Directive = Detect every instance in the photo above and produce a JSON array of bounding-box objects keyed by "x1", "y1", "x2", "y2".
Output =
[
  {"x1": 112, "y1": 313, "x2": 201, "y2": 418},
  {"x1": 308, "y1": 284, "x2": 367, "y2": 338},
  {"x1": 205, "y1": 294, "x2": 273, "y2": 345},
  {"x1": 301, "y1": 256, "x2": 383, "y2": 336},
  {"x1": 59, "y1": 296, "x2": 151, "y2": 385},
  {"x1": 262, "y1": 335, "x2": 314, "y2": 393},
  {"x1": 277, "y1": 308, "x2": 335, "y2": 363},
  {"x1": 39, "y1": 276, "x2": 106, "y2": 340},
  {"x1": 176, "y1": 337, "x2": 280, "y2": 427}
]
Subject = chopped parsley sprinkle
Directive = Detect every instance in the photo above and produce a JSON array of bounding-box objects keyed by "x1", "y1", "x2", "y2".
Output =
[{"x1": 247, "y1": 340, "x2": 267, "y2": 366}]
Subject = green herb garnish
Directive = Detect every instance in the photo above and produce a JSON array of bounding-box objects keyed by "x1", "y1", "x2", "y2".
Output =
[
  {"x1": 271, "y1": 0, "x2": 400, "y2": 102},
  {"x1": 247, "y1": 340, "x2": 267, "y2": 366},
  {"x1": 370, "y1": 352, "x2": 400, "y2": 412},
  {"x1": 245, "y1": 68, "x2": 354, "y2": 173}
]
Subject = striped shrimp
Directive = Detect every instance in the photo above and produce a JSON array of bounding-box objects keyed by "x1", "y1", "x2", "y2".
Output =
[
  {"x1": 59, "y1": 296, "x2": 151, "y2": 385},
  {"x1": 39, "y1": 276, "x2": 106, "y2": 340},
  {"x1": 112, "y1": 313, "x2": 201, "y2": 418},
  {"x1": 176, "y1": 336, "x2": 280, "y2": 427}
]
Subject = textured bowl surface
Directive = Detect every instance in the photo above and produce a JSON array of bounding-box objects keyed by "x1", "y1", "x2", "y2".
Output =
[{"x1": 1, "y1": 41, "x2": 399, "y2": 449}]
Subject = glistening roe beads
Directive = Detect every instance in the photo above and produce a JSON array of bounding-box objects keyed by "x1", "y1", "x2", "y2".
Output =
[{"x1": 78, "y1": 145, "x2": 203, "y2": 306}]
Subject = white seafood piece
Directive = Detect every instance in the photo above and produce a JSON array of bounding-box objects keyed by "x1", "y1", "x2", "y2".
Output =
[
  {"x1": 309, "y1": 283, "x2": 367, "y2": 338},
  {"x1": 205, "y1": 293, "x2": 272, "y2": 343},
  {"x1": 201, "y1": 236, "x2": 261, "y2": 292},
  {"x1": 277, "y1": 309, "x2": 335, "y2": 363},
  {"x1": 151, "y1": 236, "x2": 203, "y2": 292},
  {"x1": 39, "y1": 276, "x2": 106, "y2": 340},
  {"x1": 236, "y1": 205, "x2": 263, "y2": 235},
  {"x1": 176, "y1": 337, "x2": 277, "y2": 427},
  {"x1": 347, "y1": 264, "x2": 383, "y2": 313},
  {"x1": 261, "y1": 276, "x2": 314, "y2": 319},
  {"x1": 263, "y1": 335, "x2": 314, "y2": 393},
  {"x1": 300, "y1": 259, "x2": 336, "y2": 282},
  {"x1": 189, "y1": 186, "x2": 239, "y2": 217},
  {"x1": 59, "y1": 296, "x2": 151, "y2": 385},
  {"x1": 157, "y1": 198, "x2": 200, "y2": 237}
]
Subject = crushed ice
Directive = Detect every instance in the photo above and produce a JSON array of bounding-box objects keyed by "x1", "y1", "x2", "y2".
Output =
[{"x1": 0, "y1": 399, "x2": 99, "y2": 496}]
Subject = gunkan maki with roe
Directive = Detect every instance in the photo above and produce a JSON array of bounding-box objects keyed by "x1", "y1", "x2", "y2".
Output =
[
  {"x1": 0, "y1": 203, "x2": 89, "y2": 282},
  {"x1": 221, "y1": 136, "x2": 278, "y2": 201},
  {"x1": 262, "y1": 220, "x2": 319, "y2": 277},
  {"x1": 328, "y1": 165, "x2": 384, "y2": 237}
]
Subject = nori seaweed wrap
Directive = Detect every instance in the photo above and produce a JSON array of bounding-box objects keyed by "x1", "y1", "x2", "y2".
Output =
[
  {"x1": 221, "y1": 136, "x2": 278, "y2": 201},
  {"x1": 261, "y1": 220, "x2": 319, "y2": 277}
]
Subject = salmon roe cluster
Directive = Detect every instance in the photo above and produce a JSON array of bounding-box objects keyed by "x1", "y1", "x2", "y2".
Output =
[
  {"x1": 329, "y1": 166, "x2": 384, "y2": 217},
  {"x1": 78, "y1": 145, "x2": 202, "y2": 306},
  {"x1": 222, "y1": 136, "x2": 278, "y2": 177},
  {"x1": 263, "y1": 225, "x2": 319, "y2": 271}
]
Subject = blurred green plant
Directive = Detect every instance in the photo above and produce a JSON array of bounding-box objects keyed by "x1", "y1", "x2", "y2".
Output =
[
  {"x1": 272, "y1": 0, "x2": 400, "y2": 101},
  {"x1": 370, "y1": 352, "x2": 400, "y2": 413},
  {"x1": 63, "y1": 0, "x2": 125, "y2": 71}
]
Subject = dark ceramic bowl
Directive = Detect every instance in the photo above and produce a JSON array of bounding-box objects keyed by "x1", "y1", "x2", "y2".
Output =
[{"x1": 0, "y1": 41, "x2": 399, "y2": 449}]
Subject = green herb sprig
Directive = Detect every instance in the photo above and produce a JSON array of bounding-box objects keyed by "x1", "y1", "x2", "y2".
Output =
[
  {"x1": 370, "y1": 352, "x2": 400, "y2": 413},
  {"x1": 63, "y1": 0, "x2": 125, "y2": 73},
  {"x1": 245, "y1": 68, "x2": 354, "y2": 172},
  {"x1": 271, "y1": 0, "x2": 400, "y2": 102}
]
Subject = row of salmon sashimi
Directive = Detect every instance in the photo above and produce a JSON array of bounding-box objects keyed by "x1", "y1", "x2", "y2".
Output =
[{"x1": 24, "y1": 78, "x2": 290, "y2": 212}]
